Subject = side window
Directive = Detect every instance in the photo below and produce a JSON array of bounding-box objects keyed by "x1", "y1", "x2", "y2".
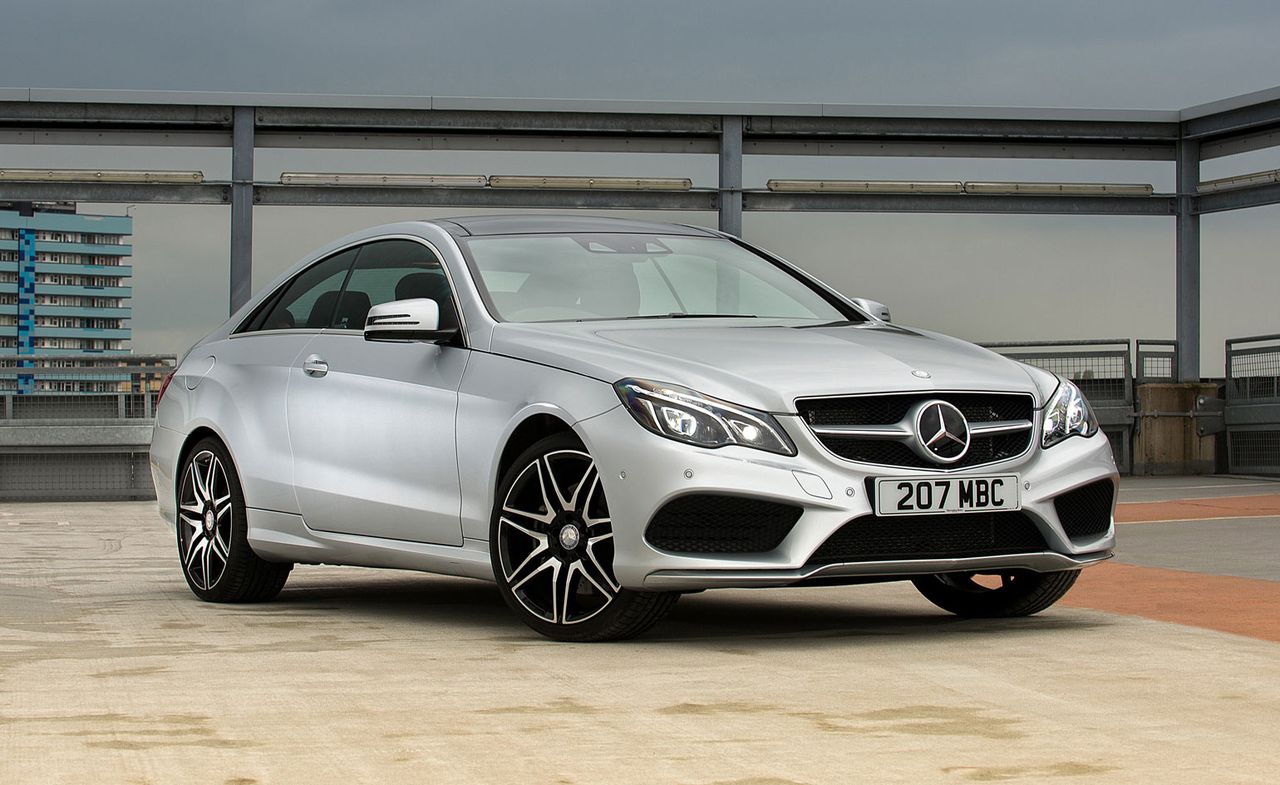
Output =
[
  {"x1": 247, "y1": 248, "x2": 358, "y2": 332},
  {"x1": 332, "y1": 239, "x2": 457, "y2": 330}
]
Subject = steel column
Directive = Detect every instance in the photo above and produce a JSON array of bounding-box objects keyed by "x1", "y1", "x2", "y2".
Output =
[
  {"x1": 230, "y1": 106, "x2": 255, "y2": 314},
  {"x1": 1175, "y1": 136, "x2": 1201, "y2": 382},
  {"x1": 718, "y1": 116, "x2": 743, "y2": 236}
]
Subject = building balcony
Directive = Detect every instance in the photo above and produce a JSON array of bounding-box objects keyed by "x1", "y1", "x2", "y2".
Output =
[
  {"x1": 33, "y1": 284, "x2": 132, "y2": 298},
  {"x1": 0, "y1": 239, "x2": 133, "y2": 257},
  {"x1": 34, "y1": 262, "x2": 132, "y2": 277},
  {"x1": 30, "y1": 326, "x2": 131, "y2": 340},
  {"x1": 31, "y1": 306, "x2": 132, "y2": 319}
]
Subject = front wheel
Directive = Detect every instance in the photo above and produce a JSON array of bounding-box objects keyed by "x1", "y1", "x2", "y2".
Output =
[
  {"x1": 490, "y1": 433, "x2": 678, "y2": 641},
  {"x1": 176, "y1": 437, "x2": 292, "y2": 602},
  {"x1": 911, "y1": 569, "x2": 1079, "y2": 618}
]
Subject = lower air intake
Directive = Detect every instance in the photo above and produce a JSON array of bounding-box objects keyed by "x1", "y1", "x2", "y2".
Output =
[
  {"x1": 646, "y1": 494, "x2": 803, "y2": 554},
  {"x1": 808, "y1": 511, "x2": 1048, "y2": 564},
  {"x1": 1053, "y1": 480, "x2": 1115, "y2": 540}
]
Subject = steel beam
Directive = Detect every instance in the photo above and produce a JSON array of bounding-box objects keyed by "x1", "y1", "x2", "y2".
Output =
[
  {"x1": 252, "y1": 184, "x2": 717, "y2": 210},
  {"x1": 743, "y1": 191, "x2": 1176, "y2": 216},
  {"x1": 1197, "y1": 181, "x2": 1280, "y2": 213},
  {"x1": 0, "y1": 129, "x2": 232, "y2": 147},
  {"x1": 1200, "y1": 127, "x2": 1280, "y2": 160},
  {"x1": 745, "y1": 115, "x2": 1179, "y2": 142},
  {"x1": 255, "y1": 131, "x2": 718, "y2": 154},
  {"x1": 1175, "y1": 137, "x2": 1201, "y2": 382},
  {"x1": 230, "y1": 107, "x2": 254, "y2": 314},
  {"x1": 1183, "y1": 97, "x2": 1280, "y2": 141},
  {"x1": 0, "y1": 181, "x2": 228, "y2": 203},
  {"x1": 254, "y1": 106, "x2": 722, "y2": 135},
  {"x1": 745, "y1": 138, "x2": 1175, "y2": 161},
  {"x1": 719, "y1": 116, "x2": 743, "y2": 235}
]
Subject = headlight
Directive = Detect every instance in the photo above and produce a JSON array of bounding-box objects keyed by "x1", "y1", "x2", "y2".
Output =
[
  {"x1": 1042, "y1": 378, "x2": 1099, "y2": 448},
  {"x1": 614, "y1": 379, "x2": 796, "y2": 456}
]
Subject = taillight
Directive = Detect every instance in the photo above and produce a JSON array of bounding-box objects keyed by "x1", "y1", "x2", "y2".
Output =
[{"x1": 156, "y1": 371, "x2": 175, "y2": 405}]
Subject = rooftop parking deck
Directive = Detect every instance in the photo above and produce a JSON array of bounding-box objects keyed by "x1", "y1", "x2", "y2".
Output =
[{"x1": 2, "y1": 475, "x2": 1278, "y2": 784}]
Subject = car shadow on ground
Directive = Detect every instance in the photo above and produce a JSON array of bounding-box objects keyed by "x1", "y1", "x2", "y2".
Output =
[{"x1": 235, "y1": 571, "x2": 1110, "y2": 646}]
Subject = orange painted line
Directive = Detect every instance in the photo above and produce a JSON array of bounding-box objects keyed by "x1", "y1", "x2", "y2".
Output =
[
  {"x1": 1061, "y1": 562, "x2": 1280, "y2": 643},
  {"x1": 1115, "y1": 493, "x2": 1280, "y2": 523}
]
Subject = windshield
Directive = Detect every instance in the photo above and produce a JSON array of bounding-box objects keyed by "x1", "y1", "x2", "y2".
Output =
[{"x1": 460, "y1": 233, "x2": 856, "y2": 323}]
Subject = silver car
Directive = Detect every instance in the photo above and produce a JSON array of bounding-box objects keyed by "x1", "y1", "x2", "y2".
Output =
[{"x1": 150, "y1": 215, "x2": 1117, "y2": 641}]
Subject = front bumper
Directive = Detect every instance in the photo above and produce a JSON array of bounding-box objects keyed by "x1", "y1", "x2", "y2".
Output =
[{"x1": 576, "y1": 406, "x2": 1118, "y2": 591}]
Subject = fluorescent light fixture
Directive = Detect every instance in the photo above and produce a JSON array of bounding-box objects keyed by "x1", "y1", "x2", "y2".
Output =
[
  {"x1": 0, "y1": 169, "x2": 204, "y2": 184},
  {"x1": 963, "y1": 182, "x2": 1154, "y2": 196},
  {"x1": 1198, "y1": 168, "x2": 1280, "y2": 193},
  {"x1": 766, "y1": 179, "x2": 964, "y2": 194},
  {"x1": 279, "y1": 172, "x2": 488, "y2": 187},
  {"x1": 488, "y1": 175, "x2": 693, "y2": 191}
]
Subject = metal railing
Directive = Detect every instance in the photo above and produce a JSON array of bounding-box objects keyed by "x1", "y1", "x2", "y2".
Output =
[
  {"x1": 980, "y1": 339, "x2": 1137, "y2": 472},
  {"x1": 1136, "y1": 339, "x2": 1179, "y2": 384},
  {"x1": 0, "y1": 354, "x2": 176, "y2": 500},
  {"x1": 1225, "y1": 334, "x2": 1280, "y2": 475}
]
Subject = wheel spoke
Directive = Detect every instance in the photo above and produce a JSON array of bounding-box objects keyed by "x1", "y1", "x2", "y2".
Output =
[
  {"x1": 213, "y1": 493, "x2": 233, "y2": 520},
  {"x1": 204, "y1": 458, "x2": 220, "y2": 506},
  {"x1": 566, "y1": 462, "x2": 597, "y2": 513},
  {"x1": 211, "y1": 529, "x2": 231, "y2": 560},
  {"x1": 185, "y1": 534, "x2": 206, "y2": 571},
  {"x1": 553, "y1": 560, "x2": 573, "y2": 624},
  {"x1": 581, "y1": 470, "x2": 608, "y2": 526},
  {"x1": 500, "y1": 516, "x2": 547, "y2": 547},
  {"x1": 541, "y1": 455, "x2": 579, "y2": 513},
  {"x1": 190, "y1": 461, "x2": 209, "y2": 505},
  {"x1": 508, "y1": 548, "x2": 555, "y2": 593},
  {"x1": 201, "y1": 536, "x2": 214, "y2": 590},
  {"x1": 577, "y1": 550, "x2": 617, "y2": 597},
  {"x1": 502, "y1": 461, "x2": 555, "y2": 525}
]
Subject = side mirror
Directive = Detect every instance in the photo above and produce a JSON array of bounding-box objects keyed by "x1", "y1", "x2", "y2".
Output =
[
  {"x1": 851, "y1": 297, "x2": 891, "y2": 322},
  {"x1": 364, "y1": 298, "x2": 457, "y2": 343}
]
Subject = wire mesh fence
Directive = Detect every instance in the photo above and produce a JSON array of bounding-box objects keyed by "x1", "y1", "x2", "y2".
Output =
[
  {"x1": 980, "y1": 339, "x2": 1136, "y2": 473},
  {"x1": 1, "y1": 354, "x2": 175, "y2": 500},
  {"x1": 1225, "y1": 334, "x2": 1280, "y2": 475},
  {"x1": 980, "y1": 339, "x2": 1132, "y2": 405},
  {"x1": 1136, "y1": 339, "x2": 1179, "y2": 384}
]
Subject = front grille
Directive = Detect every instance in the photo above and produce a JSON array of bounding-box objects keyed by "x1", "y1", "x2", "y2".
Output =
[
  {"x1": 1053, "y1": 480, "x2": 1114, "y2": 540},
  {"x1": 646, "y1": 494, "x2": 802, "y2": 554},
  {"x1": 808, "y1": 511, "x2": 1048, "y2": 565},
  {"x1": 797, "y1": 392, "x2": 1035, "y2": 470}
]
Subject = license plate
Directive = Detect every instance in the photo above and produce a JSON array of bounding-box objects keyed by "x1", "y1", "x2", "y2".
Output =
[{"x1": 875, "y1": 475, "x2": 1020, "y2": 516}]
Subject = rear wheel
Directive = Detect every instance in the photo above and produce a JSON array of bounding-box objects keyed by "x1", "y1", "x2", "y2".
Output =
[
  {"x1": 911, "y1": 569, "x2": 1079, "y2": 617},
  {"x1": 176, "y1": 438, "x2": 292, "y2": 602},
  {"x1": 491, "y1": 433, "x2": 678, "y2": 641}
]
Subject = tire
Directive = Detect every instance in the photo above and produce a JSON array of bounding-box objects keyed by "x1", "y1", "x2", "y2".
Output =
[
  {"x1": 176, "y1": 437, "x2": 292, "y2": 603},
  {"x1": 911, "y1": 569, "x2": 1079, "y2": 618},
  {"x1": 490, "y1": 433, "x2": 679, "y2": 641}
]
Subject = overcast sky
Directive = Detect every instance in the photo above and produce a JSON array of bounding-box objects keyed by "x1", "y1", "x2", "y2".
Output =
[{"x1": 3, "y1": 1, "x2": 1279, "y2": 373}]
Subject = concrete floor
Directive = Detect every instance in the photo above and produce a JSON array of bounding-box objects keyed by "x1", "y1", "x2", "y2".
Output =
[{"x1": 2, "y1": 479, "x2": 1278, "y2": 784}]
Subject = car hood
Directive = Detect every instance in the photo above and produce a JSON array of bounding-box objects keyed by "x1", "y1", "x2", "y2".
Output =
[{"x1": 488, "y1": 319, "x2": 1043, "y2": 413}]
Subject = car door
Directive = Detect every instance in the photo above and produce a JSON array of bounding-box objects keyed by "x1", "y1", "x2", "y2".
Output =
[
  {"x1": 218, "y1": 246, "x2": 360, "y2": 513},
  {"x1": 286, "y1": 237, "x2": 467, "y2": 546}
]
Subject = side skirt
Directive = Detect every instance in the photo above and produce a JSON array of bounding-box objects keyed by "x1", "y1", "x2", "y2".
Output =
[{"x1": 245, "y1": 508, "x2": 495, "y2": 582}]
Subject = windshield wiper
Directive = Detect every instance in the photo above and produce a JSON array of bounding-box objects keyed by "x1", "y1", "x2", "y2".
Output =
[{"x1": 619, "y1": 313, "x2": 759, "y2": 320}]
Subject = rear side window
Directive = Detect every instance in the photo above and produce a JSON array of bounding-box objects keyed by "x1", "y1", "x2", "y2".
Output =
[
  {"x1": 243, "y1": 248, "x2": 358, "y2": 332},
  {"x1": 332, "y1": 239, "x2": 456, "y2": 331}
]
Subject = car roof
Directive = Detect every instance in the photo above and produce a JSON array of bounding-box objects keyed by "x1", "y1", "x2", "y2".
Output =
[{"x1": 432, "y1": 214, "x2": 722, "y2": 238}]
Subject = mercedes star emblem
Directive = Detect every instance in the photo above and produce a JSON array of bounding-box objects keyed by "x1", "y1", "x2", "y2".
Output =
[{"x1": 912, "y1": 400, "x2": 970, "y2": 463}]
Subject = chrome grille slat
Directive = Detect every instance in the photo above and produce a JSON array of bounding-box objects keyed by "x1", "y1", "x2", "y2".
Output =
[{"x1": 797, "y1": 391, "x2": 1035, "y2": 470}]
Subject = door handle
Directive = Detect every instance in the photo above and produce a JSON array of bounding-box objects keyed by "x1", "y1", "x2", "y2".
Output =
[{"x1": 302, "y1": 355, "x2": 328, "y2": 378}]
